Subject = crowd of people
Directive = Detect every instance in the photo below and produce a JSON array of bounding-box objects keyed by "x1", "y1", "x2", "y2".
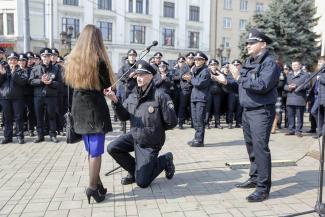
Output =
[{"x1": 1, "y1": 24, "x2": 325, "y2": 204}]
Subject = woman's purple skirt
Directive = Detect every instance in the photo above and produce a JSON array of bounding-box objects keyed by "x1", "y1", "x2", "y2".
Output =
[{"x1": 82, "y1": 133, "x2": 105, "y2": 157}]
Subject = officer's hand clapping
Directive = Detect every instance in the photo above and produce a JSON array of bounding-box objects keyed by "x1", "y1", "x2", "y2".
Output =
[
  {"x1": 0, "y1": 64, "x2": 5, "y2": 75},
  {"x1": 288, "y1": 83, "x2": 297, "y2": 91},
  {"x1": 41, "y1": 74, "x2": 52, "y2": 85},
  {"x1": 228, "y1": 64, "x2": 240, "y2": 81},
  {"x1": 212, "y1": 72, "x2": 227, "y2": 85},
  {"x1": 182, "y1": 74, "x2": 191, "y2": 81},
  {"x1": 129, "y1": 71, "x2": 136, "y2": 78},
  {"x1": 161, "y1": 73, "x2": 167, "y2": 80},
  {"x1": 104, "y1": 87, "x2": 118, "y2": 103}
]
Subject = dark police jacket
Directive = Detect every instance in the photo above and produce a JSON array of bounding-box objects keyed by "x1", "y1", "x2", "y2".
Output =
[
  {"x1": 316, "y1": 65, "x2": 325, "y2": 105},
  {"x1": 190, "y1": 65, "x2": 211, "y2": 103},
  {"x1": 154, "y1": 72, "x2": 173, "y2": 96},
  {"x1": 209, "y1": 69, "x2": 224, "y2": 95},
  {"x1": 29, "y1": 63, "x2": 62, "y2": 97},
  {"x1": 117, "y1": 61, "x2": 137, "y2": 97},
  {"x1": 0, "y1": 66, "x2": 28, "y2": 99},
  {"x1": 284, "y1": 70, "x2": 310, "y2": 106},
  {"x1": 23, "y1": 67, "x2": 34, "y2": 96},
  {"x1": 226, "y1": 49, "x2": 280, "y2": 108},
  {"x1": 179, "y1": 64, "x2": 192, "y2": 92},
  {"x1": 113, "y1": 81, "x2": 177, "y2": 149},
  {"x1": 72, "y1": 60, "x2": 113, "y2": 134}
]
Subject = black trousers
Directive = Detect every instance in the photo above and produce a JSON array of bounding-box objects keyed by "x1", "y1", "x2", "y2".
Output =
[
  {"x1": 24, "y1": 95, "x2": 36, "y2": 132},
  {"x1": 242, "y1": 105, "x2": 275, "y2": 193},
  {"x1": 191, "y1": 101, "x2": 207, "y2": 143},
  {"x1": 34, "y1": 96, "x2": 57, "y2": 137},
  {"x1": 107, "y1": 132, "x2": 168, "y2": 188},
  {"x1": 178, "y1": 91, "x2": 191, "y2": 124},
  {"x1": 0, "y1": 99, "x2": 24, "y2": 139},
  {"x1": 287, "y1": 105, "x2": 304, "y2": 133}
]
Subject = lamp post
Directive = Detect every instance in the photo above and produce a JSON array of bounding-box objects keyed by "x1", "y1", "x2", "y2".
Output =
[{"x1": 60, "y1": 26, "x2": 74, "y2": 53}]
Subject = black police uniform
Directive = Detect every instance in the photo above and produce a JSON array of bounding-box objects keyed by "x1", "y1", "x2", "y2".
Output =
[
  {"x1": 151, "y1": 52, "x2": 163, "y2": 73},
  {"x1": 107, "y1": 60, "x2": 177, "y2": 188},
  {"x1": 225, "y1": 29, "x2": 280, "y2": 201},
  {"x1": 0, "y1": 52, "x2": 28, "y2": 144},
  {"x1": 189, "y1": 52, "x2": 211, "y2": 146},
  {"x1": 177, "y1": 63, "x2": 192, "y2": 128},
  {"x1": 29, "y1": 48, "x2": 62, "y2": 142},
  {"x1": 154, "y1": 61, "x2": 173, "y2": 96}
]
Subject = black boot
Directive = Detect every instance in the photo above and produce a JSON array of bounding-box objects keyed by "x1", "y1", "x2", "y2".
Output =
[
  {"x1": 121, "y1": 173, "x2": 135, "y2": 185},
  {"x1": 33, "y1": 136, "x2": 44, "y2": 143},
  {"x1": 1, "y1": 138, "x2": 12, "y2": 144},
  {"x1": 165, "y1": 152, "x2": 175, "y2": 179}
]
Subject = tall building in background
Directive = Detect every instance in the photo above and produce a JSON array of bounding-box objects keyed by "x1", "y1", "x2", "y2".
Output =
[
  {"x1": 210, "y1": 0, "x2": 271, "y2": 63},
  {"x1": 0, "y1": 0, "x2": 211, "y2": 72}
]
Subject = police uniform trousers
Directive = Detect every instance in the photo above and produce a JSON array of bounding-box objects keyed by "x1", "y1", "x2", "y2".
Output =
[
  {"x1": 0, "y1": 99, "x2": 25, "y2": 139},
  {"x1": 226, "y1": 93, "x2": 236, "y2": 124},
  {"x1": 56, "y1": 92, "x2": 65, "y2": 133},
  {"x1": 107, "y1": 132, "x2": 168, "y2": 188},
  {"x1": 24, "y1": 95, "x2": 36, "y2": 132},
  {"x1": 234, "y1": 96, "x2": 243, "y2": 125},
  {"x1": 242, "y1": 105, "x2": 275, "y2": 193},
  {"x1": 311, "y1": 99, "x2": 324, "y2": 136},
  {"x1": 208, "y1": 94, "x2": 223, "y2": 126},
  {"x1": 287, "y1": 105, "x2": 304, "y2": 133},
  {"x1": 34, "y1": 96, "x2": 57, "y2": 137},
  {"x1": 191, "y1": 101, "x2": 207, "y2": 143},
  {"x1": 178, "y1": 90, "x2": 191, "y2": 124}
]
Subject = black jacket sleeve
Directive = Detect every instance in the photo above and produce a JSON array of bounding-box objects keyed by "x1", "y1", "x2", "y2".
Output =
[{"x1": 158, "y1": 92, "x2": 177, "y2": 130}]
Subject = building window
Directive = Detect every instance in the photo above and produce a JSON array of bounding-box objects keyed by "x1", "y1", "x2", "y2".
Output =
[
  {"x1": 163, "y1": 28, "x2": 175, "y2": 46},
  {"x1": 222, "y1": 37, "x2": 230, "y2": 48},
  {"x1": 129, "y1": 0, "x2": 133, "y2": 12},
  {"x1": 224, "y1": 0, "x2": 232, "y2": 10},
  {"x1": 240, "y1": 0, "x2": 248, "y2": 11},
  {"x1": 239, "y1": 19, "x2": 247, "y2": 30},
  {"x1": 189, "y1": 31, "x2": 199, "y2": 48},
  {"x1": 0, "y1": 14, "x2": 3, "y2": 35},
  {"x1": 98, "y1": 0, "x2": 112, "y2": 10},
  {"x1": 223, "y1": 17, "x2": 231, "y2": 29},
  {"x1": 136, "y1": 0, "x2": 143, "y2": 13},
  {"x1": 62, "y1": 17, "x2": 79, "y2": 38},
  {"x1": 7, "y1": 13, "x2": 14, "y2": 35},
  {"x1": 97, "y1": 21, "x2": 112, "y2": 41},
  {"x1": 63, "y1": 0, "x2": 78, "y2": 6},
  {"x1": 146, "y1": 0, "x2": 149, "y2": 14},
  {"x1": 189, "y1": 6, "x2": 200, "y2": 22},
  {"x1": 256, "y1": 3, "x2": 264, "y2": 13},
  {"x1": 130, "y1": 25, "x2": 145, "y2": 44},
  {"x1": 163, "y1": 2, "x2": 175, "y2": 18}
]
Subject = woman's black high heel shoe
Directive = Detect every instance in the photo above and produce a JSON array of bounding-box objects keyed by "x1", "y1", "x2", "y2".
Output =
[
  {"x1": 86, "y1": 188, "x2": 105, "y2": 204},
  {"x1": 97, "y1": 183, "x2": 107, "y2": 195}
]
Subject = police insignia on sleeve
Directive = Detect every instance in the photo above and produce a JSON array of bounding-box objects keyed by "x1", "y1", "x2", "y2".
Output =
[
  {"x1": 167, "y1": 100, "x2": 174, "y2": 109},
  {"x1": 148, "y1": 106, "x2": 155, "y2": 113}
]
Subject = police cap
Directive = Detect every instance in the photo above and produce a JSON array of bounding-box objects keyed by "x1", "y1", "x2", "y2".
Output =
[
  {"x1": 222, "y1": 61, "x2": 230, "y2": 67},
  {"x1": 208, "y1": 59, "x2": 219, "y2": 65},
  {"x1": 135, "y1": 60, "x2": 157, "y2": 75},
  {"x1": 283, "y1": 64, "x2": 291, "y2": 70},
  {"x1": 232, "y1": 59, "x2": 242, "y2": 65},
  {"x1": 7, "y1": 52, "x2": 19, "y2": 60},
  {"x1": 159, "y1": 60, "x2": 169, "y2": 67},
  {"x1": 194, "y1": 51, "x2": 208, "y2": 61},
  {"x1": 18, "y1": 53, "x2": 28, "y2": 61},
  {"x1": 185, "y1": 52, "x2": 195, "y2": 58},
  {"x1": 127, "y1": 49, "x2": 137, "y2": 56},
  {"x1": 51, "y1": 48, "x2": 59, "y2": 56},
  {"x1": 34, "y1": 54, "x2": 41, "y2": 59},
  {"x1": 40, "y1": 48, "x2": 52, "y2": 56},
  {"x1": 26, "y1": 51, "x2": 35, "y2": 59},
  {"x1": 177, "y1": 56, "x2": 186, "y2": 62},
  {"x1": 246, "y1": 28, "x2": 272, "y2": 44},
  {"x1": 153, "y1": 52, "x2": 163, "y2": 58}
]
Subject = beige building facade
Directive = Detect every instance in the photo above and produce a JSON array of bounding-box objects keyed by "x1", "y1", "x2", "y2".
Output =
[{"x1": 210, "y1": 0, "x2": 271, "y2": 63}]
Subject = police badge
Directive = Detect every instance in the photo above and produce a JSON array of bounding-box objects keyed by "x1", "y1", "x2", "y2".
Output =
[{"x1": 148, "y1": 106, "x2": 154, "y2": 113}]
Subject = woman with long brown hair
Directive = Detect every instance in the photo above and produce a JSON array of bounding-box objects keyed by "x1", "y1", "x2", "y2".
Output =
[{"x1": 64, "y1": 24, "x2": 115, "y2": 203}]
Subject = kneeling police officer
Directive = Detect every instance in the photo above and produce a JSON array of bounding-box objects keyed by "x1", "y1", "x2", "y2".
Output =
[{"x1": 105, "y1": 60, "x2": 177, "y2": 188}]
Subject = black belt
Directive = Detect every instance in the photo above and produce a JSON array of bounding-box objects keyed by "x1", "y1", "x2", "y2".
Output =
[{"x1": 244, "y1": 104, "x2": 274, "y2": 111}]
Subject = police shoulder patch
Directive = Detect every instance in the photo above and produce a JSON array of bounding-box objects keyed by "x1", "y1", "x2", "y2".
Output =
[{"x1": 167, "y1": 100, "x2": 174, "y2": 109}]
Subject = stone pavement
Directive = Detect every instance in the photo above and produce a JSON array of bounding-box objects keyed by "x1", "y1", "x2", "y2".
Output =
[{"x1": 0, "y1": 115, "x2": 322, "y2": 217}]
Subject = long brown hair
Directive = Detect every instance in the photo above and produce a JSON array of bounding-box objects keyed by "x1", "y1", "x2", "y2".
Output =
[{"x1": 64, "y1": 24, "x2": 115, "y2": 90}]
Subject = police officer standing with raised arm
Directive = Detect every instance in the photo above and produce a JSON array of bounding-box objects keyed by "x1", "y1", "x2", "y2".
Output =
[
  {"x1": 106, "y1": 60, "x2": 177, "y2": 188},
  {"x1": 214, "y1": 29, "x2": 280, "y2": 202}
]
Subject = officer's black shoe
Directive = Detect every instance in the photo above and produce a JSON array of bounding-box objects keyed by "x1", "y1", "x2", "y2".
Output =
[
  {"x1": 235, "y1": 124, "x2": 242, "y2": 128},
  {"x1": 178, "y1": 124, "x2": 184, "y2": 129},
  {"x1": 165, "y1": 152, "x2": 175, "y2": 180},
  {"x1": 228, "y1": 123, "x2": 233, "y2": 129},
  {"x1": 29, "y1": 131, "x2": 35, "y2": 137},
  {"x1": 187, "y1": 139, "x2": 195, "y2": 146},
  {"x1": 235, "y1": 179, "x2": 257, "y2": 188},
  {"x1": 285, "y1": 132, "x2": 295, "y2": 136},
  {"x1": 121, "y1": 173, "x2": 135, "y2": 185},
  {"x1": 33, "y1": 136, "x2": 44, "y2": 143},
  {"x1": 296, "y1": 133, "x2": 303, "y2": 138},
  {"x1": 1, "y1": 138, "x2": 12, "y2": 144},
  {"x1": 18, "y1": 138, "x2": 25, "y2": 144},
  {"x1": 206, "y1": 123, "x2": 211, "y2": 129},
  {"x1": 215, "y1": 124, "x2": 223, "y2": 129},
  {"x1": 306, "y1": 129, "x2": 316, "y2": 133},
  {"x1": 190, "y1": 141, "x2": 204, "y2": 147},
  {"x1": 50, "y1": 136, "x2": 59, "y2": 143},
  {"x1": 246, "y1": 190, "x2": 269, "y2": 202}
]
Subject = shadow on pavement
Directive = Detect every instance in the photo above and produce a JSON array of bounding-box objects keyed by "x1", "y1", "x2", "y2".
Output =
[{"x1": 204, "y1": 140, "x2": 245, "y2": 147}]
